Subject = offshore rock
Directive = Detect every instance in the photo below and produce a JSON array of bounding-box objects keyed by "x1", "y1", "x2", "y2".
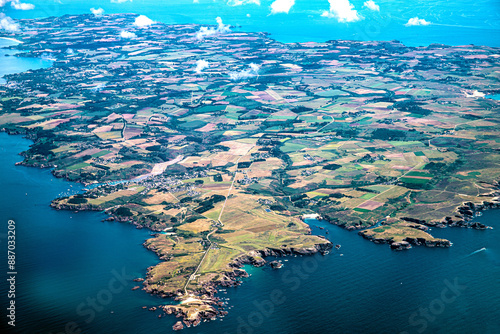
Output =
[{"x1": 173, "y1": 321, "x2": 184, "y2": 331}]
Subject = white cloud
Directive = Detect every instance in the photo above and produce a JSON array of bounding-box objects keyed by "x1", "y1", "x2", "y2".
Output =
[
  {"x1": 92, "y1": 83, "x2": 106, "y2": 92},
  {"x1": 90, "y1": 7, "x2": 104, "y2": 16},
  {"x1": 196, "y1": 16, "x2": 231, "y2": 39},
  {"x1": 193, "y1": 0, "x2": 199, "y2": 3},
  {"x1": 11, "y1": 1, "x2": 35, "y2": 10},
  {"x1": 0, "y1": 0, "x2": 34, "y2": 10},
  {"x1": 0, "y1": 13, "x2": 19, "y2": 32},
  {"x1": 363, "y1": 0, "x2": 379, "y2": 12},
  {"x1": 111, "y1": 0, "x2": 132, "y2": 3},
  {"x1": 321, "y1": 0, "x2": 362, "y2": 23},
  {"x1": 229, "y1": 63, "x2": 260, "y2": 81},
  {"x1": 120, "y1": 30, "x2": 136, "y2": 38},
  {"x1": 195, "y1": 59, "x2": 209, "y2": 73},
  {"x1": 216, "y1": 17, "x2": 230, "y2": 32},
  {"x1": 405, "y1": 17, "x2": 431, "y2": 26},
  {"x1": 134, "y1": 15, "x2": 155, "y2": 27},
  {"x1": 270, "y1": 0, "x2": 294, "y2": 14},
  {"x1": 227, "y1": 0, "x2": 260, "y2": 6}
]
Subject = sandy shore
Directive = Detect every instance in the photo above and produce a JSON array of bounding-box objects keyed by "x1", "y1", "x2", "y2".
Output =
[{"x1": 0, "y1": 37, "x2": 23, "y2": 44}]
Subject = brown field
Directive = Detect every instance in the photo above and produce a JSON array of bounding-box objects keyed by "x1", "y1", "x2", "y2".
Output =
[
  {"x1": 245, "y1": 224, "x2": 278, "y2": 233},
  {"x1": 201, "y1": 183, "x2": 232, "y2": 191},
  {"x1": 179, "y1": 156, "x2": 212, "y2": 168},
  {"x1": 357, "y1": 200, "x2": 384, "y2": 210},
  {"x1": 403, "y1": 176, "x2": 433, "y2": 180},
  {"x1": 93, "y1": 125, "x2": 113, "y2": 133},
  {"x1": 178, "y1": 219, "x2": 212, "y2": 233},
  {"x1": 143, "y1": 190, "x2": 178, "y2": 205},
  {"x1": 219, "y1": 140, "x2": 254, "y2": 155}
]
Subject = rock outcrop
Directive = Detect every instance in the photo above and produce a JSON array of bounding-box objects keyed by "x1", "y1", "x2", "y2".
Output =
[
  {"x1": 49, "y1": 202, "x2": 101, "y2": 212},
  {"x1": 358, "y1": 231, "x2": 451, "y2": 250},
  {"x1": 173, "y1": 321, "x2": 184, "y2": 331},
  {"x1": 390, "y1": 241, "x2": 411, "y2": 251},
  {"x1": 269, "y1": 260, "x2": 283, "y2": 269}
]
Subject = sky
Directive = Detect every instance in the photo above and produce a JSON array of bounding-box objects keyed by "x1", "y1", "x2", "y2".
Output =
[{"x1": 0, "y1": 0, "x2": 499, "y2": 46}]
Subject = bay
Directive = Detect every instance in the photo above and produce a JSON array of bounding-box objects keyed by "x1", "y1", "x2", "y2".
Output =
[
  {"x1": 0, "y1": 133, "x2": 171, "y2": 334},
  {"x1": 0, "y1": 38, "x2": 53, "y2": 84}
]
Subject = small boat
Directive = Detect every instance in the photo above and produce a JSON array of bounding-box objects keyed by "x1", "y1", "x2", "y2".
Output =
[{"x1": 335, "y1": 244, "x2": 341, "y2": 249}]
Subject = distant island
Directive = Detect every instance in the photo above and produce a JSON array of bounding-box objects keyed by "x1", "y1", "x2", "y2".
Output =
[{"x1": 1, "y1": 13, "x2": 499, "y2": 330}]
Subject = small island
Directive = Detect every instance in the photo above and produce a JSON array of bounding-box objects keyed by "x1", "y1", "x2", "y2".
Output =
[{"x1": 1, "y1": 13, "x2": 499, "y2": 329}]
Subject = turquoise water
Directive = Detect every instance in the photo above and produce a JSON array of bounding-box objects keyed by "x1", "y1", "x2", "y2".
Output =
[
  {"x1": 0, "y1": 132, "x2": 499, "y2": 333},
  {"x1": 487, "y1": 94, "x2": 500, "y2": 100},
  {"x1": 0, "y1": 39, "x2": 53, "y2": 84},
  {"x1": 2, "y1": 0, "x2": 500, "y2": 47}
]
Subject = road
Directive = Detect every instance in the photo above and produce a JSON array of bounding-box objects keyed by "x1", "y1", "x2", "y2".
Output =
[
  {"x1": 182, "y1": 146, "x2": 253, "y2": 295},
  {"x1": 182, "y1": 227, "x2": 218, "y2": 295},
  {"x1": 315, "y1": 116, "x2": 334, "y2": 133},
  {"x1": 357, "y1": 162, "x2": 425, "y2": 208}
]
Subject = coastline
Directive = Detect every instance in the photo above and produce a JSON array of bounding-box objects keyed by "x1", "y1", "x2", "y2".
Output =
[
  {"x1": 1, "y1": 12, "x2": 499, "y2": 332},
  {"x1": 0, "y1": 36, "x2": 23, "y2": 44},
  {"x1": 142, "y1": 239, "x2": 332, "y2": 330},
  {"x1": 4, "y1": 130, "x2": 500, "y2": 331}
]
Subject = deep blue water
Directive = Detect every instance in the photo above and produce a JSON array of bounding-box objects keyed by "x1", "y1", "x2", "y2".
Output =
[
  {"x1": 0, "y1": 133, "x2": 169, "y2": 334},
  {"x1": 0, "y1": 132, "x2": 499, "y2": 334},
  {"x1": 2, "y1": 0, "x2": 500, "y2": 47}
]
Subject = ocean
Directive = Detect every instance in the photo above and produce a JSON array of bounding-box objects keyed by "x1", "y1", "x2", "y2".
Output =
[
  {"x1": 2, "y1": 0, "x2": 500, "y2": 47},
  {"x1": 0, "y1": 133, "x2": 499, "y2": 334},
  {"x1": 0, "y1": 38, "x2": 52, "y2": 84},
  {"x1": 1, "y1": 2, "x2": 500, "y2": 333}
]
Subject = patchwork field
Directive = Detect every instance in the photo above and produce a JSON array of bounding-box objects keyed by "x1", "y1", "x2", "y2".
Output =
[{"x1": 2, "y1": 13, "x2": 500, "y2": 326}]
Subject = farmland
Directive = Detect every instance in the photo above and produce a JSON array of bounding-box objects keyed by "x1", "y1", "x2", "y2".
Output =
[{"x1": 1, "y1": 13, "x2": 500, "y2": 326}]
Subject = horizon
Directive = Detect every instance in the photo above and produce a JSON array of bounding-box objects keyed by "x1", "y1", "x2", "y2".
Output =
[{"x1": 1, "y1": 0, "x2": 499, "y2": 47}]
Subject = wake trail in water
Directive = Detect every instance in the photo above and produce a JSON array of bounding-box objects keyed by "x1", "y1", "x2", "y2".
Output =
[{"x1": 465, "y1": 247, "x2": 487, "y2": 258}]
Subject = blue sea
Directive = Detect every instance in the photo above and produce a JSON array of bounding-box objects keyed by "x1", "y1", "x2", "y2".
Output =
[
  {"x1": 0, "y1": 133, "x2": 499, "y2": 334},
  {"x1": 2, "y1": 0, "x2": 500, "y2": 47},
  {"x1": 0, "y1": 38, "x2": 52, "y2": 84},
  {"x1": 1, "y1": 1, "x2": 500, "y2": 333}
]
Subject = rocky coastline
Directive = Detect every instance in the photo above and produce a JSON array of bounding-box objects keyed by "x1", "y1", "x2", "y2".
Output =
[
  {"x1": 139, "y1": 240, "x2": 332, "y2": 330},
  {"x1": 402, "y1": 198, "x2": 500, "y2": 230},
  {"x1": 357, "y1": 231, "x2": 452, "y2": 251},
  {"x1": 49, "y1": 201, "x2": 101, "y2": 212}
]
